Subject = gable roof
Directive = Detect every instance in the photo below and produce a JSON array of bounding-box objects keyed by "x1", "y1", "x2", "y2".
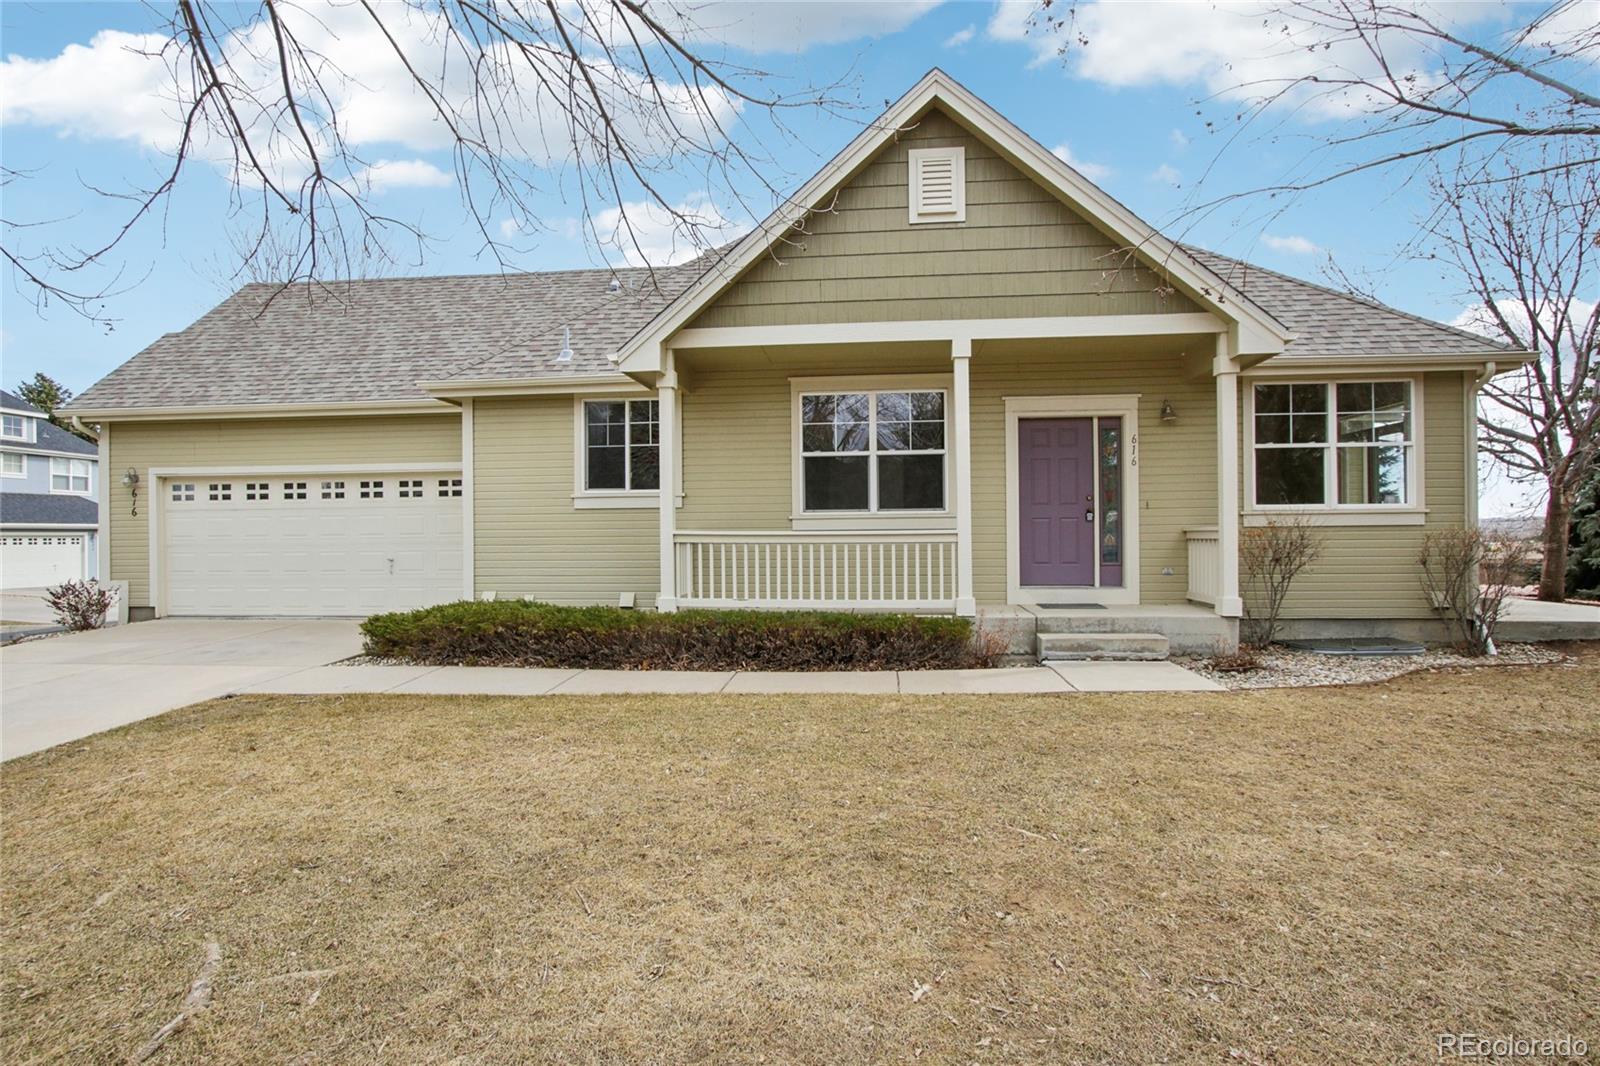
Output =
[
  {"x1": 1185, "y1": 248, "x2": 1520, "y2": 360},
  {"x1": 2, "y1": 418, "x2": 99, "y2": 457},
  {"x1": 614, "y1": 68, "x2": 1296, "y2": 372},
  {"x1": 66, "y1": 262, "x2": 711, "y2": 415},
  {"x1": 1, "y1": 388, "x2": 45, "y2": 415}
]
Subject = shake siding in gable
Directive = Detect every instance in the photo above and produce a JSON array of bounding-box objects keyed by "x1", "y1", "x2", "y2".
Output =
[
  {"x1": 107, "y1": 414, "x2": 461, "y2": 607},
  {"x1": 472, "y1": 396, "x2": 658, "y2": 606},
  {"x1": 687, "y1": 109, "x2": 1200, "y2": 329}
]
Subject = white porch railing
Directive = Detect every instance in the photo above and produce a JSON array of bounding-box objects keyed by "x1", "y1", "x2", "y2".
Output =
[
  {"x1": 1185, "y1": 526, "x2": 1220, "y2": 606},
  {"x1": 674, "y1": 531, "x2": 958, "y2": 610}
]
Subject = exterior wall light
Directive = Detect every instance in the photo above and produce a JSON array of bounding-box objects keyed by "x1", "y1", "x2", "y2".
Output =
[
  {"x1": 121, "y1": 468, "x2": 140, "y2": 515},
  {"x1": 1159, "y1": 400, "x2": 1178, "y2": 424}
]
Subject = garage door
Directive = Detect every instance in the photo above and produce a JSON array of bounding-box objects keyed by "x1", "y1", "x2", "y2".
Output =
[
  {"x1": 163, "y1": 474, "x2": 463, "y2": 616},
  {"x1": 2, "y1": 534, "x2": 86, "y2": 588}
]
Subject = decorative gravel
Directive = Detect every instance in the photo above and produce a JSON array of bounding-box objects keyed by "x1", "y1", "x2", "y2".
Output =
[{"x1": 1176, "y1": 641, "x2": 1565, "y2": 689}]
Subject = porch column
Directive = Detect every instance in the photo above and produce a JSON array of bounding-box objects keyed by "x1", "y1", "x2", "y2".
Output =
[
  {"x1": 1214, "y1": 333, "x2": 1244, "y2": 617},
  {"x1": 657, "y1": 348, "x2": 680, "y2": 613},
  {"x1": 952, "y1": 337, "x2": 977, "y2": 616}
]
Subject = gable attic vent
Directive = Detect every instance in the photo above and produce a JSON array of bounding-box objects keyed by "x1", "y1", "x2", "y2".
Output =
[{"x1": 907, "y1": 146, "x2": 965, "y2": 225}]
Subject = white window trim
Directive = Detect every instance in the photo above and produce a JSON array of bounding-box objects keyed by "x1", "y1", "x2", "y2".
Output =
[
  {"x1": 571, "y1": 394, "x2": 682, "y2": 510},
  {"x1": 49, "y1": 457, "x2": 93, "y2": 495},
  {"x1": 1003, "y1": 394, "x2": 1142, "y2": 607},
  {"x1": 1, "y1": 414, "x2": 35, "y2": 442},
  {"x1": 789, "y1": 374, "x2": 955, "y2": 528},
  {"x1": 907, "y1": 146, "x2": 966, "y2": 225},
  {"x1": 1243, "y1": 376, "x2": 1426, "y2": 523},
  {"x1": 1, "y1": 451, "x2": 25, "y2": 478}
]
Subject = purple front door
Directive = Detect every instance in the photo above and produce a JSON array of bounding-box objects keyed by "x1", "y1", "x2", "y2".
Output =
[{"x1": 1019, "y1": 418, "x2": 1096, "y2": 587}]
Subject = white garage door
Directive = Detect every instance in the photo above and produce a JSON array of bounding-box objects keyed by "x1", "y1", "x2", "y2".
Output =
[
  {"x1": 2, "y1": 534, "x2": 86, "y2": 588},
  {"x1": 163, "y1": 474, "x2": 463, "y2": 616}
]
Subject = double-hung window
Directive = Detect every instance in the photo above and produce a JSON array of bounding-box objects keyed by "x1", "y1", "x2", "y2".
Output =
[
  {"x1": 50, "y1": 458, "x2": 91, "y2": 494},
  {"x1": 583, "y1": 399, "x2": 659, "y2": 493},
  {"x1": 1, "y1": 452, "x2": 24, "y2": 478},
  {"x1": 1, "y1": 414, "x2": 29, "y2": 440},
  {"x1": 1251, "y1": 380, "x2": 1415, "y2": 508},
  {"x1": 800, "y1": 388, "x2": 947, "y2": 512}
]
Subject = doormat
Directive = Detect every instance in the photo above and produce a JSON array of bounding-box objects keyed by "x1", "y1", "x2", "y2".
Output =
[
  {"x1": 1281, "y1": 637, "x2": 1425, "y2": 656},
  {"x1": 1036, "y1": 603, "x2": 1107, "y2": 610}
]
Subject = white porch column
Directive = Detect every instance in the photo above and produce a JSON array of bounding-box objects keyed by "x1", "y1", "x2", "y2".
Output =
[
  {"x1": 1214, "y1": 333, "x2": 1244, "y2": 618},
  {"x1": 656, "y1": 349, "x2": 680, "y2": 613},
  {"x1": 951, "y1": 337, "x2": 977, "y2": 616}
]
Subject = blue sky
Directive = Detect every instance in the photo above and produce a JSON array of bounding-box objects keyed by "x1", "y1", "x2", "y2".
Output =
[{"x1": 0, "y1": 2, "x2": 1551, "y2": 510}]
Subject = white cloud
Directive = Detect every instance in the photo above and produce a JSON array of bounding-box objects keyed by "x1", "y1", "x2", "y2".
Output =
[
  {"x1": 1169, "y1": 128, "x2": 1190, "y2": 152},
  {"x1": 944, "y1": 24, "x2": 976, "y2": 48},
  {"x1": 1150, "y1": 163, "x2": 1182, "y2": 187},
  {"x1": 1261, "y1": 233, "x2": 1321, "y2": 256},
  {"x1": 498, "y1": 217, "x2": 524, "y2": 239},
  {"x1": 592, "y1": 195, "x2": 749, "y2": 268},
  {"x1": 0, "y1": 3, "x2": 740, "y2": 187},
  {"x1": 987, "y1": 0, "x2": 1486, "y2": 119},
  {"x1": 360, "y1": 159, "x2": 452, "y2": 192},
  {"x1": 1451, "y1": 296, "x2": 1597, "y2": 350},
  {"x1": 1050, "y1": 143, "x2": 1112, "y2": 182},
  {"x1": 655, "y1": 1, "x2": 944, "y2": 54}
]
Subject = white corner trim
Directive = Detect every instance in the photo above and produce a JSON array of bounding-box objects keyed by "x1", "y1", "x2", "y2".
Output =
[
  {"x1": 98, "y1": 423, "x2": 110, "y2": 585},
  {"x1": 1003, "y1": 394, "x2": 1142, "y2": 607},
  {"x1": 462, "y1": 398, "x2": 475, "y2": 600}
]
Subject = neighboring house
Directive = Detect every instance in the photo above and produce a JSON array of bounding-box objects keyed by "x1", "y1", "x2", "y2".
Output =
[
  {"x1": 1, "y1": 388, "x2": 99, "y2": 588},
  {"x1": 64, "y1": 71, "x2": 1527, "y2": 651}
]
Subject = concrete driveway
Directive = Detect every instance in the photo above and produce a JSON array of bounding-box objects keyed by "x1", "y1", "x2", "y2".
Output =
[
  {"x1": 1, "y1": 587, "x2": 58, "y2": 629},
  {"x1": 1, "y1": 619, "x2": 364, "y2": 760}
]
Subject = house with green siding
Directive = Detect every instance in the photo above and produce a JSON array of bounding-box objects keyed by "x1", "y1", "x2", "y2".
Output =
[{"x1": 64, "y1": 70, "x2": 1525, "y2": 655}]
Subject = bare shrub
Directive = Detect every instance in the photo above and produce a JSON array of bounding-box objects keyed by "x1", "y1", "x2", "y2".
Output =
[
  {"x1": 1209, "y1": 648, "x2": 1264, "y2": 673},
  {"x1": 1420, "y1": 528, "x2": 1531, "y2": 656},
  {"x1": 45, "y1": 579, "x2": 117, "y2": 631},
  {"x1": 1240, "y1": 518, "x2": 1326, "y2": 646}
]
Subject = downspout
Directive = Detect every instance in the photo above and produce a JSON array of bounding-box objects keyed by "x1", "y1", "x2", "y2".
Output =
[{"x1": 70, "y1": 415, "x2": 100, "y2": 441}]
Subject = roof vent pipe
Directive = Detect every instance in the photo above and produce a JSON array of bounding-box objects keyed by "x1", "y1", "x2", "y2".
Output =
[
  {"x1": 607, "y1": 278, "x2": 622, "y2": 294},
  {"x1": 556, "y1": 326, "x2": 574, "y2": 362}
]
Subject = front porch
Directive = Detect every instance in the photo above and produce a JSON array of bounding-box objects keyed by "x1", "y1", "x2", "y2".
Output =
[{"x1": 635, "y1": 321, "x2": 1255, "y2": 655}]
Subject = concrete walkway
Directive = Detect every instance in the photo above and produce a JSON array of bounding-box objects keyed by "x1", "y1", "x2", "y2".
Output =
[{"x1": 1, "y1": 618, "x2": 1221, "y2": 760}]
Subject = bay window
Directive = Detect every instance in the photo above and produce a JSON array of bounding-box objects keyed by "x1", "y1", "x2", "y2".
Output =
[
  {"x1": 1251, "y1": 380, "x2": 1415, "y2": 508},
  {"x1": 582, "y1": 398, "x2": 659, "y2": 492},
  {"x1": 800, "y1": 388, "x2": 947, "y2": 512},
  {"x1": 50, "y1": 458, "x2": 91, "y2": 494}
]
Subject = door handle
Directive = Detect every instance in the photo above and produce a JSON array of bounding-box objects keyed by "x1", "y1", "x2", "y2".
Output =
[{"x1": 1085, "y1": 510, "x2": 1095, "y2": 522}]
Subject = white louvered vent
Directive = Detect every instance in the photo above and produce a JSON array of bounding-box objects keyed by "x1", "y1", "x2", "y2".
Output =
[{"x1": 908, "y1": 146, "x2": 966, "y2": 225}]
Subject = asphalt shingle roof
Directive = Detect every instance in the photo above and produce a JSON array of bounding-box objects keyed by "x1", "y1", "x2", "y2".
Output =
[
  {"x1": 68, "y1": 261, "x2": 710, "y2": 412},
  {"x1": 0, "y1": 492, "x2": 98, "y2": 527},
  {"x1": 1, "y1": 389, "x2": 45, "y2": 414},
  {"x1": 66, "y1": 244, "x2": 1511, "y2": 414},
  {"x1": 1184, "y1": 247, "x2": 1517, "y2": 359}
]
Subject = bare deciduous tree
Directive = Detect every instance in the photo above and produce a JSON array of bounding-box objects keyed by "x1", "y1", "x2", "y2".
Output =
[
  {"x1": 1426, "y1": 151, "x2": 1599, "y2": 601},
  {"x1": 3, "y1": 1, "x2": 858, "y2": 323},
  {"x1": 1240, "y1": 517, "x2": 1325, "y2": 646}
]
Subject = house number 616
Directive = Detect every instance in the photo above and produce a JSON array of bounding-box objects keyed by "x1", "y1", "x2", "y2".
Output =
[{"x1": 1129, "y1": 433, "x2": 1138, "y2": 467}]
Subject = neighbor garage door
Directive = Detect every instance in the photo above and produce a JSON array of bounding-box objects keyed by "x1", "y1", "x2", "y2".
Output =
[
  {"x1": 2, "y1": 534, "x2": 86, "y2": 588},
  {"x1": 162, "y1": 474, "x2": 463, "y2": 616}
]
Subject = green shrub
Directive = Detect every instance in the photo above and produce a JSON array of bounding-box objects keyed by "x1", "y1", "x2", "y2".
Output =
[{"x1": 361, "y1": 601, "x2": 991, "y2": 671}]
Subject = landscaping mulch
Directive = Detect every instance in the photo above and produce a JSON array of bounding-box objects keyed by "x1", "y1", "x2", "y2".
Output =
[{"x1": 1179, "y1": 641, "x2": 1565, "y2": 689}]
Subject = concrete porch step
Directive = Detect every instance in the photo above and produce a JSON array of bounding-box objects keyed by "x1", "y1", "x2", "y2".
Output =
[{"x1": 1036, "y1": 631, "x2": 1170, "y2": 662}]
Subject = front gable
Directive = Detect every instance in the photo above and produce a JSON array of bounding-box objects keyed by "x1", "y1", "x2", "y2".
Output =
[{"x1": 688, "y1": 107, "x2": 1200, "y2": 330}]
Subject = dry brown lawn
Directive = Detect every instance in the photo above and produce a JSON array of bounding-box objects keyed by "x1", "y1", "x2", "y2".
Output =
[{"x1": 4, "y1": 653, "x2": 1598, "y2": 1064}]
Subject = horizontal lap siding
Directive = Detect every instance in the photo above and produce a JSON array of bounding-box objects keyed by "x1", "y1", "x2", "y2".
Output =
[
  {"x1": 108, "y1": 414, "x2": 461, "y2": 608},
  {"x1": 970, "y1": 351, "x2": 1216, "y2": 605},
  {"x1": 688, "y1": 109, "x2": 1199, "y2": 329},
  {"x1": 1258, "y1": 371, "x2": 1469, "y2": 618},
  {"x1": 472, "y1": 396, "x2": 657, "y2": 606}
]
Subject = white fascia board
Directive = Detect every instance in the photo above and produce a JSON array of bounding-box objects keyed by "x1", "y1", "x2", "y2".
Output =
[
  {"x1": 66, "y1": 399, "x2": 456, "y2": 421},
  {"x1": 417, "y1": 373, "x2": 648, "y2": 399},
  {"x1": 670, "y1": 313, "x2": 1226, "y2": 351},
  {"x1": 1, "y1": 522, "x2": 100, "y2": 530},
  {"x1": 1244, "y1": 351, "x2": 1532, "y2": 376},
  {"x1": 615, "y1": 68, "x2": 1290, "y2": 374}
]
